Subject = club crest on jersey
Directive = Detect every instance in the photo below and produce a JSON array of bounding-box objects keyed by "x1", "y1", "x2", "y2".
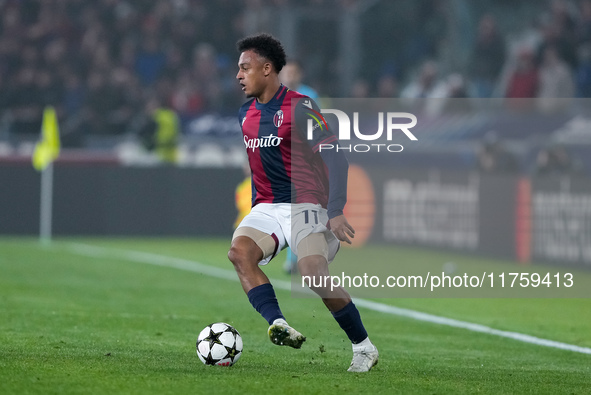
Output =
[{"x1": 273, "y1": 110, "x2": 284, "y2": 128}]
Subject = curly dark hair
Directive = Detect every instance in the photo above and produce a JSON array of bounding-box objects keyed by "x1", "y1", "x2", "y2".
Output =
[{"x1": 236, "y1": 33, "x2": 287, "y2": 73}]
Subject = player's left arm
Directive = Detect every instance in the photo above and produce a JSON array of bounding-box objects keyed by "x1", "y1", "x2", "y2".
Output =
[
  {"x1": 318, "y1": 146, "x2": 355, "y2": 244},
  {"x1": 294, "y1": 98, "x2": 355, "y2": 244}
]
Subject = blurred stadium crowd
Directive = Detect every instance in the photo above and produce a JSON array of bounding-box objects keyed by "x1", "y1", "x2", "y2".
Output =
[{"x1": 0, "y1": 0, "x2": 590, "y2": 164}]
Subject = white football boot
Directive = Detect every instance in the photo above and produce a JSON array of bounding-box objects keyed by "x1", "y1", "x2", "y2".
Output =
[
  {"x1": 348, "y1": 338, "x2": 379, "y2": 372},
  {"x1": 268, "y1": 318, "x2": 306, "y2": 349}
]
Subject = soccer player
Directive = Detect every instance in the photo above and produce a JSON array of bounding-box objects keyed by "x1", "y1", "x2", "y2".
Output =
[{"x1": 228, "y1": 33, "x2": 378, "y2": 372}]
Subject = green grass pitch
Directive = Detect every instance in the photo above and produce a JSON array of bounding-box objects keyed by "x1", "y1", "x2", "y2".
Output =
[{"x1": 1, "y1": 238, "x2": 590, "y2": 394}]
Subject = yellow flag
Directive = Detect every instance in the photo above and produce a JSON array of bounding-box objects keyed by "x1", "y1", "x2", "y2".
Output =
[{"x1": 32, "y1": 106, "x2": 61, "y2": 171}]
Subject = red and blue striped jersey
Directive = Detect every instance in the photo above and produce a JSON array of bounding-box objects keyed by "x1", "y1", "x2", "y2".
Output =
[{"x1": 239, "y1": 85, "x2": 346, "y2": 216}]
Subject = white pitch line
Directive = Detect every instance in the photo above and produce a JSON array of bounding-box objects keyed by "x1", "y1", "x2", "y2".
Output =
[{"x1": 66, "y1": 242, "x2": 591, "y2": 355}]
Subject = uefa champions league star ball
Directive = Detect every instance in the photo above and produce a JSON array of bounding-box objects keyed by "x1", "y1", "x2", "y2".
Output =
[{"x1": 196, "y1": 323, "x2": 243, "y2": 366}]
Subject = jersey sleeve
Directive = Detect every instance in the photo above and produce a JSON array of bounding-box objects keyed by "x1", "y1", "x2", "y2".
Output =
[
  {"x1": 293, "y1": 97, "x2": 349, "y2": 219},
  {"x1": 319, "y1": 147, "x2": 349, "y2": 219},
  {"x1": 293, "y1": 97, "x2": 338, "y2": 153}
]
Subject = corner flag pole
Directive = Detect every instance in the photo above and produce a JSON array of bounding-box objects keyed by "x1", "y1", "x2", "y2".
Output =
[
  {"x1": 33, "y1": 106, "x2": 60, "y2": 245},
  {"x1": 39, "y1": 161, "x2": 54, "y2": 245}
]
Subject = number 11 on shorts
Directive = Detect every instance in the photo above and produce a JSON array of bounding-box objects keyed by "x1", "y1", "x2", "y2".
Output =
[{"x1": 303, "y1": 210, "x2": 319, "y2": 225}]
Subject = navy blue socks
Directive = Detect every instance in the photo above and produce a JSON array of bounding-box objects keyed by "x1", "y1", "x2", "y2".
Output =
[
  {"x1": 247, "y1": 284, "x2": 367, "y2": 344},
  {"x1": 332, "y1": 301, "x2": 368, "y2": 344},
  {"x1": 247, "y1": 283, "x2": 285, "y2": 325}
]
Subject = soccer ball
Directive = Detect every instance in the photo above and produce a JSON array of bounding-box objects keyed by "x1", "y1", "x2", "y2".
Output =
[{"x1": 196, "y1": 322, "x2": 243, "y2": 366}]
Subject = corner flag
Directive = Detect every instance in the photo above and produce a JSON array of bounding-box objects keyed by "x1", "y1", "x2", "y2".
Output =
[{"x1": 32, "y1": 106, "x2": 60, "y2": 171}]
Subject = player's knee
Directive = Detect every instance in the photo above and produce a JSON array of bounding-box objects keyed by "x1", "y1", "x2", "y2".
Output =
[
  {"x1": 228, "y1": 240, "x2": 259, "y2": 269},
  {"x1": 227, "y1": 245, "x2": 244, "y2": 266},
  {"x1": 298, "y1": 255, "x2": 329, "y2": 280}
]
